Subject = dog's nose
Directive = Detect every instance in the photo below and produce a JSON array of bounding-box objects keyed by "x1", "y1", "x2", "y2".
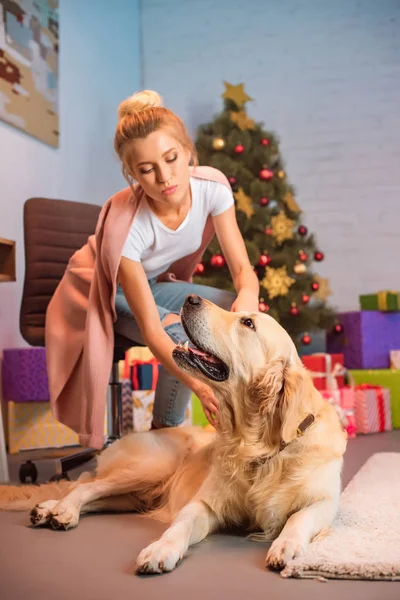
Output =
[{"x1": 187, "y1": 294, "x2": 201, "y2": 306}]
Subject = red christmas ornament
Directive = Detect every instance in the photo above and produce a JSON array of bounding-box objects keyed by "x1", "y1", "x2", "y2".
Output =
[
  {"x1": 259, "y1": 302, "x2": 270, "y2": 312},
  {"x1": 259, "y1": 197, "x2": 269, "y2": 207},
  {"x1": 258, "y1": 254, "x2": 271, "y2": 266},
  {"x1": 298, "y1": 225, "x2": 308, "y2": 237},
  {"x1": 290, "y1": 304, "x2": 299, "y2": 316},
  {"x1": 333, "y1": 323, "x2": 343, "y2": 335},
  {"x1": 211, "y1": 254, "x2": 225, "y2": 268},
  {"x1": 302, "y1": 294, "x2": 310, "y2": 304},
  {"x1": 301, "y1": 333, "x2": 312, "y2": 346},
  {"x1": 299, "y1": 251, "x2": 308, "y2": 262},
  {"x1": 260, "y1": 138, "x2": 270, "y2": 146},
  {"x1": 234, "y1": 144, "x2": 244, "y2": 154},
  {"x1": 194, "y1": 263, "x2": 205, "y2": 274},
  {"x1": 312, "y1": 281, "x2": 320, "y2": 292},
  {"x1": 259, "y1": 168, "x2": 273, "y2": 181},
  {"x1": 314, "y1": 251, "x2": 324, "y2": 261},
  {"x1": 264, "y1": 227, "x2": 273, "y2": 235}
]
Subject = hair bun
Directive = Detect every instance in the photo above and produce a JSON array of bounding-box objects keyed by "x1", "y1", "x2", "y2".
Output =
[{"x1": 118, "y1": 90, "x2": 163, "y2": 120}]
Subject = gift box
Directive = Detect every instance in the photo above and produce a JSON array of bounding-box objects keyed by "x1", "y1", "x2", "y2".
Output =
[
  {"x1": 5, "y1": 401, "x2": 79, "y2": 454},
  {"x1": 129, "y1": 359, "x2": 160, "y2": 391},
  {"x1": 390, "y1": 350, "x2": 400, "y2": 370},
  {"x1": 349, "y1": 369, "x2": 400, "y2": 429},
  {"x1": 353, "y1": 385, "x2": 392, "y2": 434},
  {"x1": 320, "y1": 388, "x2": 357, "y2": 438},
  {"x1": 1, "y1": 347, "x2": 49, "y2": 402},
  {"x1": 302, "y1": 353, "x2": 345, "y2": 391},
  {"x1": 327, "y1": 311, "x2": 400, "y2": 369},
  {"x1": 3, "y1": 400, "x2": 108, "y2": 454},
  {"x1": 360, "y1": 291, "x2": 400, "y2": 312},
  {"x1": 121, "y1": 383, "x2": 192, "y2": 433},
  {"x1": 192, "y1": 393, "x2": 209, "y2": 427}
]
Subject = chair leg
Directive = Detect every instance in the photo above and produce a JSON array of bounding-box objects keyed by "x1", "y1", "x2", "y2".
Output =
[
  {"x1": 56, "y1": 448, "x2": 98, "y2": 480},
  {"x1": 108, "y1": 359, "x2": 123, "y2": 442}
]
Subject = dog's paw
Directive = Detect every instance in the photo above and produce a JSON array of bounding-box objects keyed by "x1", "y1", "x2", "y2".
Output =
[
  {"x1": 265, "y1": 538, "x2": 306, "y2": 570},
  {"x1": 30, "y1": 500, "x2": 59, "y2": 527},
  {"x1": 136, "y1": 539, "x2": 183, "y2": 574},
  {"x1": 49, "y1": 504, "x2": 80, "y2": 531}
]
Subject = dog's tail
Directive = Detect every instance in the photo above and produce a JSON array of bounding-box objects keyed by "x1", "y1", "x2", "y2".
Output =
[{"x1": 0, "y1": 480, "x2": 76, "y2": 511}]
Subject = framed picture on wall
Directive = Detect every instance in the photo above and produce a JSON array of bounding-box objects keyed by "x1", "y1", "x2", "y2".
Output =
[{"x1": 0, "y1": 0, "x2": 59, "y2": 148}]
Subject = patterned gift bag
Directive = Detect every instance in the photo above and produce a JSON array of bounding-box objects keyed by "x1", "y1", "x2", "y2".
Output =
[{"x1": 121, "y1": 382, "x2": 192, "y2": 434}]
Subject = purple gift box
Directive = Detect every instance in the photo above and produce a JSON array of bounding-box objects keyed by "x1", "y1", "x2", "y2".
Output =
[
  {"x1": 327, "y1": 311, "x2": 400, "y2": 369},
  {"x1": 1, "y1": 347, "x2": 50, "y2": 402}
]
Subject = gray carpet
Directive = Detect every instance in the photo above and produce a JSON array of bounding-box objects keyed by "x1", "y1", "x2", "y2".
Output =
[{"x1": 1, "y1": 432, "x2": 400, "y2": 600}]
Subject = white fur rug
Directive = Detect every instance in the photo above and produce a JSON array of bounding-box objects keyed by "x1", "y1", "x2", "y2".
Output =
[{"x1": 282, "y1": 452, "x2": 400, "y2": 581}]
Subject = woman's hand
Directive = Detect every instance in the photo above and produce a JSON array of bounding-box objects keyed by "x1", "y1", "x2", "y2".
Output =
[
  {"x1": 231, "y1": 289, "x2": 259, "y2": 313},
  {"x1": 192, "y1": 381, "x2": 219, "y2": 427}
]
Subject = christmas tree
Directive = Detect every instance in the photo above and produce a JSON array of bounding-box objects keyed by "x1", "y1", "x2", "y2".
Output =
[{"x1": 194, "y1": 82, "x2": 338, "y2": 348}]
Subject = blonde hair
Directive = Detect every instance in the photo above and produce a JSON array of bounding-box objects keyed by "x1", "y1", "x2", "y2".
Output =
[{"x1": 114, "y1": 90, "x2": 197, "y2": 188}]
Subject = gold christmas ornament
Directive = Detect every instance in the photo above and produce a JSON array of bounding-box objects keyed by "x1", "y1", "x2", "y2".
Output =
[
  {"x1": 230, "y1": 110, "x2": 256, "y2": 131},
  {"x1": 234, "y1": 187, "x2": 254, "y2": 219},
  {"x1": 222, "y1": 81, "x2": 253, "y2": 108},
  {"x1": 294, "y1": 262, "x2": 307, "y2": 274},
  {"x1": 277, "y1": 170, "x2": 285, "y2": 179},
  {"x1": 284, "y1": 191, "x2": 301, "y2": 213},
  {"x1": 271, "y1": 212, "x2": 295, "y2": 244},
  {"x1": 313, "y1": 275, "x2": 332, "y2": 301},
  {"x1": 212, "y1": 137, "x2": 225, "y2": 150},
  {"x1": 261, "y1": 266, "x2": 294, "y2": 299}
]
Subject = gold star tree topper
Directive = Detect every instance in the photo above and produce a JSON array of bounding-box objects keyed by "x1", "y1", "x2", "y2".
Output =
[
  {"x1": 271, "y1": 212, "x2": 295, "y2": 244},
  {"x1": 261, "y1": 266, "x2": 295, "y2": 299},
  {"x1": 234, "y1": 188, "x2": 254, "y2": 219},
  {"x1": 222, "y1": 82, "x2": 253, "y2": 108}
]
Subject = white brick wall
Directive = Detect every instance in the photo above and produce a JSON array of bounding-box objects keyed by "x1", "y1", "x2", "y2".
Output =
[{"x1": 141, "y1": 0, "x2": 400, "y2": 310}]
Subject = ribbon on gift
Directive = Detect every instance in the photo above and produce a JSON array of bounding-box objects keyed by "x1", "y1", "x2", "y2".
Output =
[
  {"x1": 377, "y1": 290, "x2": 400, "y2": 311},
  {"x1": 131, "y1": 358, "x2": 159, "y2": 391},
  {"x1": 356, "y1": 384, "x2": 386, "y2": 432},
  {"x1": 308, "y1": 353, "x2": 349, "y2": 391}
]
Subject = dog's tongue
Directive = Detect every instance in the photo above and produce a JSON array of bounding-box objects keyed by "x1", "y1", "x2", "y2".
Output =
[{"x1": 188, "y1": 345, "x2": 219, "y2": 363}]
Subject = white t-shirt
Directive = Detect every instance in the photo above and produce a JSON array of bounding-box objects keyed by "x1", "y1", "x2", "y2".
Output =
[{"x1": 121, "y1": 177, "x2": 234, "y2": 279}]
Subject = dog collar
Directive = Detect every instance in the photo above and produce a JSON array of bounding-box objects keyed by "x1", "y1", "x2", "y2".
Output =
[{"x1": 250, "y1": 413, "x2": 315, "y2": 469}]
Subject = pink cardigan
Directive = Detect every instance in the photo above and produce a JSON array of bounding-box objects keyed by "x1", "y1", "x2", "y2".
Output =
[{"x1": 45, "y1": 166, "x2": 231, "y2": 449}]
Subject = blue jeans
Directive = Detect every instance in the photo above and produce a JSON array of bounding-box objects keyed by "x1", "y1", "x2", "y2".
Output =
[{"x1": 114, "y1": 278, "x2": 236, "y2": 427}]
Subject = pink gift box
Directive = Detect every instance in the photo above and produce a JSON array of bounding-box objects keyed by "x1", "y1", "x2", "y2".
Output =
[
  {"x1": 321, "y1": 387, "x2": 357, "y2": 438},
  {"x1": 354, "y1": 384, "x2": 392, "y2": 434}
]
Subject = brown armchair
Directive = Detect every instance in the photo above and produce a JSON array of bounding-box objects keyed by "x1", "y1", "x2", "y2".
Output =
[{"x1": 18, "y1": 197, "x2": 137, "y2": 483}]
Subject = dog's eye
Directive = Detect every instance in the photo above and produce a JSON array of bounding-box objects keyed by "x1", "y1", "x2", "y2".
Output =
[{"x1": 240, "y1": 317, "x2": 255, "y2": 330}]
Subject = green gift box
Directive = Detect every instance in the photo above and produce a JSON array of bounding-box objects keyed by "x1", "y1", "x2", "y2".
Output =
[
  {"x1": 359, "y1": 291, "x2": 400, "y2": 312},
  {"x1": 349, "y1": 369, "x2": 400, "y2": 429},
  {"x1": 191, "y1": 393, "x2": 209, "y2": 427}
]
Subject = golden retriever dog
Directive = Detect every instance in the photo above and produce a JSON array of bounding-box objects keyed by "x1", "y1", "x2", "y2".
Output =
[{"x1": 0, "y1": 295, "x2": 347, "y2": 574}]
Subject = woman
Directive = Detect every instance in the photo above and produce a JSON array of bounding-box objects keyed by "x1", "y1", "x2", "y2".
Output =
[{"x1": 45, "y1": 90, "x2": 259, "y2": 447}]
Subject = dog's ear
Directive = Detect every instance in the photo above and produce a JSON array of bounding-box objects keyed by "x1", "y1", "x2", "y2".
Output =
[
  {"x1": 279, "y1": 364, "x2": 313, "y2": 445},
  {"x1": 252, "y1": 359, "x2": 311, "y2": 445}
]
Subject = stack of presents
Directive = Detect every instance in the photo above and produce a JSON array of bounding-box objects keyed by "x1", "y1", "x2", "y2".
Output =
[
  {"x1": 303, "y1": 290, "x2": 400, "y2": 437},
  {"x1": 1, "y1": 290, "x2": 399, "y2": 454}
]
